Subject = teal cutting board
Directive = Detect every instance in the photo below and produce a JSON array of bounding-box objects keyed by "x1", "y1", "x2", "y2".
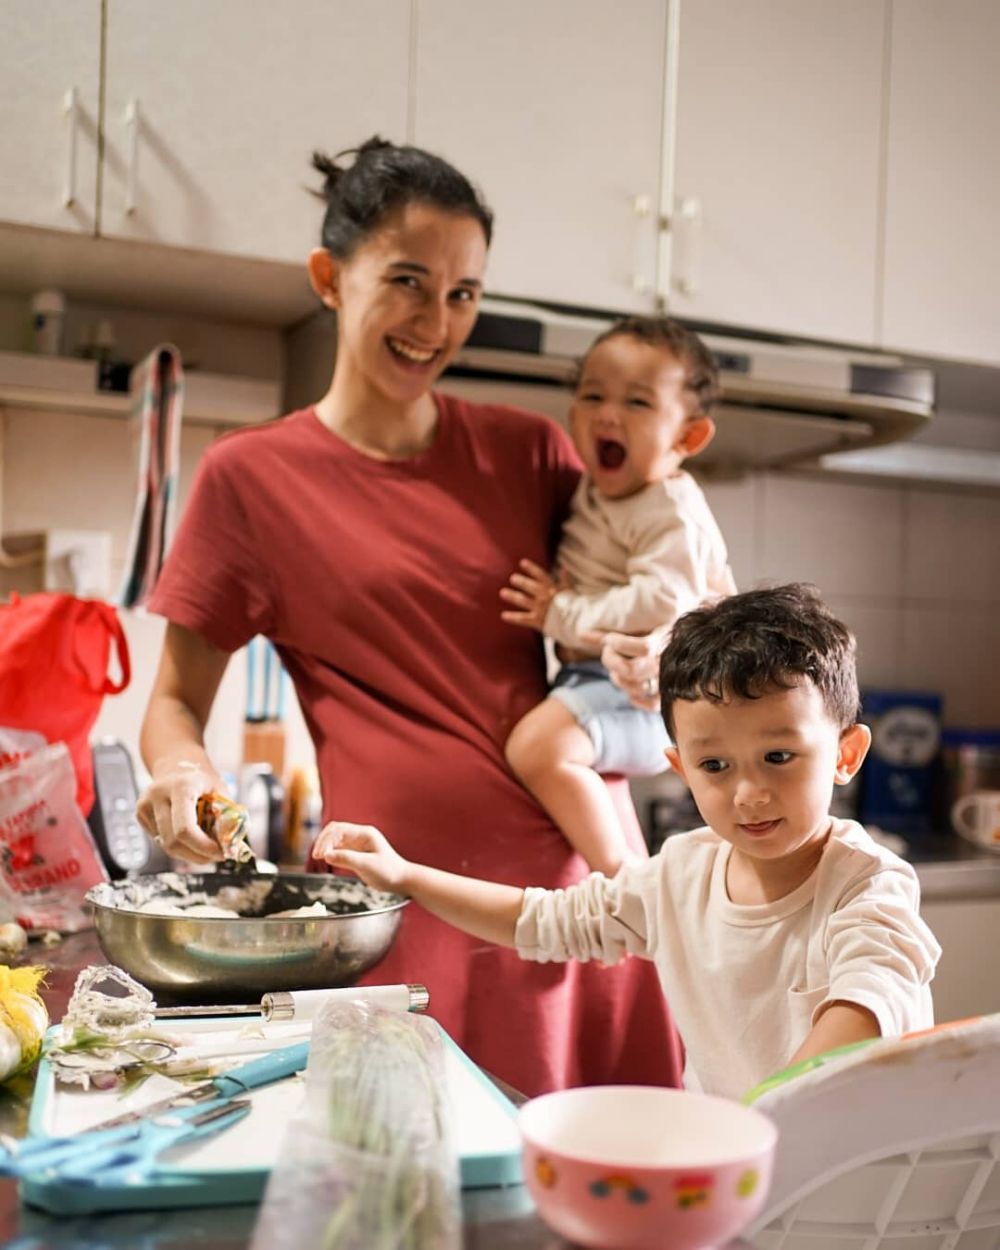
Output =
[{"x1": 21, "y1": 1015, "x2": 523, "y2": 1215}]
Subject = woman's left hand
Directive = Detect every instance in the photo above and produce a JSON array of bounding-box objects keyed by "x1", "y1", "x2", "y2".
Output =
[
  {"x1": 500, "y1": 558, "x2": 560, "y2": 631},
  {"x1": 583, "y1": 627, "x2": 669, "y2": 711}
]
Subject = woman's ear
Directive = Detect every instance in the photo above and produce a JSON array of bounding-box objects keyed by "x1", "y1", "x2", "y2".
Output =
[
  {"x1": 676, "y1": 416, "x2": 716, "y2": 459},
  {"x1": 308, "y1": 248, "x2": 341, "y2": 310},
  {"x1": 835, "y1": 723, "x2": 872, "y2": 785}
]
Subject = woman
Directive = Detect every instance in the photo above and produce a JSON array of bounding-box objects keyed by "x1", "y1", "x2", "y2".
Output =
[{"x1": 137, "y1": 137, "x2": 681, "y2": 1097}]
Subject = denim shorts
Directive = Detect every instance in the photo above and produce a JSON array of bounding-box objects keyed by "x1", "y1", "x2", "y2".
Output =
[{"x1": 549, "y1": 660, "x2": 670, "y2": 776}]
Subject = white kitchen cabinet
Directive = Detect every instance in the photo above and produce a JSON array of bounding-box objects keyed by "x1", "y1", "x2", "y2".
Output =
[
  {"x1": 668, "y1": 0, "x2": 885, "y2": 344},
  {"x1": 0, "y1": 1, "x2": 101, "y2": 235},
  {"x1": 413, "y1": 0, "x2": 668, "y2": 312},
  {"x1": 921, "y1": 897, "x2": 1000, "y2": 1024},
  {"x1": 99, "y1": 0, "x2": 411, "y2": 264},
  {"x1": 880, "y1": 0, "x2": 1000, "y2": 366}
]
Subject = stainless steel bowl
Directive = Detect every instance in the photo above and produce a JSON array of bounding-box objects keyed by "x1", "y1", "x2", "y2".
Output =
[{"x1": 86, "y1": 872, "x2": 409, "y2": 1000}]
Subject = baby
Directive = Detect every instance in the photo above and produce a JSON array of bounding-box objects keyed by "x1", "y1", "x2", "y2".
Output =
[
  {"x1": 315, "y1": 585, "x2": 941, "y2": 1100},
  {"x1": 499, "y1": 315, "x2": 735, "y2": 876}
]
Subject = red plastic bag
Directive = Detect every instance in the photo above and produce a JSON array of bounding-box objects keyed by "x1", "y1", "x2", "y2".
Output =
[
  {"x1": 0, "y1": 742, "x2": 109, "y2": 930},
  {"x1": 0, "y1": 593, "x2": 130, "y2": 816}
]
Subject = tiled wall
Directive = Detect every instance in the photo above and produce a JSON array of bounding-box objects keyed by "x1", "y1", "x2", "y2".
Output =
[
  {"x1": 3, "y1": 406, "x2": 999, "y2": 794},
  {"x1": 701, "y1": 472, "x2": 1000, "y2": 728}
]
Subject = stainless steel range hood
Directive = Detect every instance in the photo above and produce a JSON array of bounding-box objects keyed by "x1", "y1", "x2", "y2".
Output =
[{"x1": 436, "y1": 299, "x2": 935, "y2": 475}]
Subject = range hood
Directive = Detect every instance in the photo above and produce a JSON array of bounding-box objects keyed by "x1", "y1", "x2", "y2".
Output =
[{"x1": 437, "y1": 298, "x2": 935, "y2": 475}]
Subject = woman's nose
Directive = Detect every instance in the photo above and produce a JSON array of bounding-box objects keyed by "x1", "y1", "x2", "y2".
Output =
[{"x1": 414, "y1": 294, "x2": 449, "y2": 341}]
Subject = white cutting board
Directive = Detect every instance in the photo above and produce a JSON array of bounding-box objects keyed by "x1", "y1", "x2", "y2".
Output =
[{"x1": 24, "y1": 1015, "x2": 523, "y2": 1214}]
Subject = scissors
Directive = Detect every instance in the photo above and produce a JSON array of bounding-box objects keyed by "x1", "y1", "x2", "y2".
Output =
[{"x1": 0, "y1": 1097, "x2": 250, "y2": 1187}]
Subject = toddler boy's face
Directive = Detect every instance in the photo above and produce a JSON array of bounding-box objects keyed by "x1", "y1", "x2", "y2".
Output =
[
  {"x1": 665, "y1": 680, "x2": 870, "y2": 870},
  {"x1": 569, "y1": 335, "x2": 712, "y2": 500}
]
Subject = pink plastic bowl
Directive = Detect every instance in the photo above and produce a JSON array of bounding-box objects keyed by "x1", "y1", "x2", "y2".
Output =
[{"x1": 518, "y1": 1085, "x2": 777, "y2": 1250}]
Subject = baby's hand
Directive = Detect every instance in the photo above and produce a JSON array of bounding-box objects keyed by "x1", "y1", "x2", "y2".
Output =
[
  {"x1": 312, "y1": 821, "x2": 411, "y2": 894},
  {"x1": 500, "y1": 558, "x2": 562, "y2": 631}
]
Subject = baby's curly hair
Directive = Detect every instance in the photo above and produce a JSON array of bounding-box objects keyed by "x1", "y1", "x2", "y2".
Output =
[
  {"x1": 659, "y1": 584, "x2": 860, "y2": 737},
  {"x1": 578, "y1": 316, "x2": 720, "y2": 417}
]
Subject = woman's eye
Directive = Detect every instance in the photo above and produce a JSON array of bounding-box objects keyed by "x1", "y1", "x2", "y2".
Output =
[
  {"x1": 765, "y1": 751, "x2": 794, "y2": 765},
  {"x1": 393, "y1": 275, "x2": 420, "y2": 290},
  {"x1": 699, "y1": 758, "x2": 726, "y2": 774},
  {"x1": 449, "y1": 287, "x2": 476, "y2": 303}
]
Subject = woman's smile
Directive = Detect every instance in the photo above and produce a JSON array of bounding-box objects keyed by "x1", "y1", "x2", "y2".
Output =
[{"x1": 385, "y1": 335, "x2": 441, "y2": 367}]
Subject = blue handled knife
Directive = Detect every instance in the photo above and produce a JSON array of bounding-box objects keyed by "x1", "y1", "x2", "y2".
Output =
[{"x1": 82, "y1": 1039, "x2": 309, "y2": 1132}]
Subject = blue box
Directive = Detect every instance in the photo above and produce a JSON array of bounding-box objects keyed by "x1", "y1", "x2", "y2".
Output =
[{"x1": 859, "y1": 690, "x2": 942, "y2": 835}]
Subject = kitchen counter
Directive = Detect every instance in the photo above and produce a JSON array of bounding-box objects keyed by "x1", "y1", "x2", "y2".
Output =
[
  {"x1": 0, "y1": 930, "x2": 757, "y2": 1250},
  {"x1": 900, "y1": 830, "x2": 1000, "y2": 900}
]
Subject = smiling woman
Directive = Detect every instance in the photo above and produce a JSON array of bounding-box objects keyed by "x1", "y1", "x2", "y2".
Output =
[{"x1": 135, "y1": 136, "x2": 683, "y2": 1097}]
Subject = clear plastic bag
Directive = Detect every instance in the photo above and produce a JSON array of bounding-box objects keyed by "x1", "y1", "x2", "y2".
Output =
[
  {"x1": 0, "y1": 742, "x2": 109, "y2": 931},
  {"x1": 251, "y1": 1001, "x2": 460, "y2": 1250}
]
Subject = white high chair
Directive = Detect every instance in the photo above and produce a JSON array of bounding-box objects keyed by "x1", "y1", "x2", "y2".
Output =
[{"x1": 747, "y1": 1014, "x2": 1000, "y2": 1250}]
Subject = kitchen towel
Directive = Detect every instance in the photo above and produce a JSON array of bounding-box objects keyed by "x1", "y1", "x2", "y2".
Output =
[{"x1": 117, "y1": 345, "x2": 185, "y2": 608}]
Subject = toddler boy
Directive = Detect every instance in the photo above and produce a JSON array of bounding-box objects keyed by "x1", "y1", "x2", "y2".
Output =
[
  {"x1": 316, "y1": 585, "x2": 940, "y2": 1100},
  {"x1": 500, "y1": 315, "x2": 736, "y2": 876}
]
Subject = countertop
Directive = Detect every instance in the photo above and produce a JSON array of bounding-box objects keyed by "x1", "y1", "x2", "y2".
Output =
[
  {"x1": 0, "y1": 930, "x2": 756, "y2": 1250},
  {"x1": 897, "y1": 829, "x2": 1000, "y2": 899}
]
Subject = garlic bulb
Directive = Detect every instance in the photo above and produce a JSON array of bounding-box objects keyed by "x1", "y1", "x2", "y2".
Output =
[{"x1": 0, "y1": 965, "x2": 48, "y2": 1082}]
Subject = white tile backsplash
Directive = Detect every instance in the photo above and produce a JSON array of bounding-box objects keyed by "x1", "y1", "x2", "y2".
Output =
[
  {"x1": 699, "y1": 473, "x2": 758, "y2": 588},
  {"x1": 759, "y1": 473, "x2": 906, "y2": 598},
  {"x1": 903, "y1": 487, "x2": 1000, "y2": 604},
  {"x1": 900, "y1": 604, "x2": 1000, "y2": 725}
]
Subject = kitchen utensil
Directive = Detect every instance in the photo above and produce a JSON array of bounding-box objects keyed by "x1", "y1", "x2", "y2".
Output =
[
  {"x1": 951, "y1": 788, "x2": 1000, "y2": 850},
  {"x1": 0, "y1": 1098, "x2": 250, "y2": 1185},
  {"x1": 518, "y1": 1085, "x2": 776, "y2": 1250},
  {"x1": 86, "y1": 1039, "x2": 310, "y2": 1132},
  {"x1": 153, "y1": 981, "x2": 430, "y2": 1020},
  {"x1": 86, "y1": 872, "x2": 409, "y2": 999},
  {"x1": 22, "y1": 1016, "x2": 522, "y2": 1215}
]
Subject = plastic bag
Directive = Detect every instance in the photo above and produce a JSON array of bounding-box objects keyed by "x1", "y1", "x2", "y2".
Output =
[
  {"x1": 251, "y1": 1001, "x2": 460, "y2": 1250},
  {"x1": 0, "y1": 743, "x2": 109, "y2": 931},
  {"x1": 0, "y1": 592, "x2": 130, "y2": 816}
]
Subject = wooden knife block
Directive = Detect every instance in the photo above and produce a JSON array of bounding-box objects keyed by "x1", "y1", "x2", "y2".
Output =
[{"x1": 242, "y1": 718, "x2": 286, "y2": 779}]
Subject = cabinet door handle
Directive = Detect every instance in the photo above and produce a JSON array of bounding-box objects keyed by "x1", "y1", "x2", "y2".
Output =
[
  {"x1": 124, "y1": 97, "x2": 141, "y2": 215},
  {"x1": 631, "y1": 193, "x2": 655, "y2": 296},
  {"x1": 63, "y1": 86, "x2": 79, "y2": 208},
  {"x1": 672, "y1": 196, "x2": 702, "y2": 297}
]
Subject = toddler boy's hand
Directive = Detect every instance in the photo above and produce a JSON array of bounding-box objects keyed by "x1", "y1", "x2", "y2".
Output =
[
  {"x1": 313, "y1": 821, "x2": 411, "y2": 894},
  {"x1": 500, "y1": 558, "x2": 562, "y2": 631}
]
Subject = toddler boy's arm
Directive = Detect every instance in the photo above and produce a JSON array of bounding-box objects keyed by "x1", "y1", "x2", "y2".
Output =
[
  {"x1": 314, "y1": 821, "x2": 524, "y2": 948},
  {"x1": 786, "y1": 1000, "x2": 881, "y2": 1069}
]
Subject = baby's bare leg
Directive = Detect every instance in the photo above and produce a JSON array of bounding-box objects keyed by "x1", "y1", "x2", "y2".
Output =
[{"x1": 506, "y1": 697, "x2": 631, "y2": 876}]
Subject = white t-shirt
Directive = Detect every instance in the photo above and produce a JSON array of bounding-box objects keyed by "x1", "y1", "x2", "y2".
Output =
[
  {"x1": 515, "y1": 819, "x2": 941, "y2": 1100},
  {"x1": 543, "y1": 470, "x2": 736, "y2": 650}
]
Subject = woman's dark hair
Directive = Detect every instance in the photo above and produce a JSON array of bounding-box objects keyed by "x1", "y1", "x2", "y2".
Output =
[
  {"x1": 579, "y1": 316, "x2": 721, "y2": 416},
  {"x1": 311, "y1": 136, "x2": 493, "y2": 258},
  {"x1": 659, "y1": 583, "x2": 860, "y2": 736}
]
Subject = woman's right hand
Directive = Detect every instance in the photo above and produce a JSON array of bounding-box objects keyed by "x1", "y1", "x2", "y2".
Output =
[
  {"x1": 312, "y1": 821, "x2": 411, "y2": 893},
  {"x1": 135, "y1": 761, "x2": 225, "y2": 864}
]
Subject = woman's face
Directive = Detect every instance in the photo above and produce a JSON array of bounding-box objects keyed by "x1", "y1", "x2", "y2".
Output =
[{"x1": 318, "y1": 201, "x2": 488, "y2": 407}]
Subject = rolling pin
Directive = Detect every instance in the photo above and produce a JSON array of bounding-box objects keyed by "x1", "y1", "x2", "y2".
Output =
[{"x1": 154, "y1": 982, "x2": 430, "y2": 1021}]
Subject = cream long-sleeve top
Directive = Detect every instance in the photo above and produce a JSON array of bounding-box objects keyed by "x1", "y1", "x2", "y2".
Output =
[
  {"x1": 515, "y1": 819, "x2": 941, "y2": 1100},
  {"x1": 542, "y1": 470, "x2": 736, "y2": 650}
]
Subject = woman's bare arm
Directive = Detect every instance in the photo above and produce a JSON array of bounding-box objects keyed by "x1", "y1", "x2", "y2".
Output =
[{"x1": 136, "y1": 622, "x2": 231, "y2": 862}]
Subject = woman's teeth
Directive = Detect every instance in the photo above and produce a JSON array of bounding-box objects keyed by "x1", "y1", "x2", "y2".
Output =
[
  {"x1": 387, "y1": 337, "x2": 437, "y2": 364},
  {"x1": 596, "y1": 438, "x2": 627, "y2": 469}
]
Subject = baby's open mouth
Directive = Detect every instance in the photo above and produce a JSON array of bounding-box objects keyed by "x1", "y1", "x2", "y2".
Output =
[
  {"x1": 596, "y1": 438, "x2": 626, "y2": 469},
  {"x1": 387, "y1": 336, "x2": 439, "y2": 365}
]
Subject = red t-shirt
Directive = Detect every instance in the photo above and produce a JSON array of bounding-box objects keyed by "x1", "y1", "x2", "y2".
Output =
[{"x1": 149, "y1": 394, "x2": 682, "y2": 1095}]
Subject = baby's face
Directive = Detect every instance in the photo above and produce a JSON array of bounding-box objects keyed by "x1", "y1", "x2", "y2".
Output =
[
  {"x1": 665, "y1": 680, "x2": 869, "y2": 876},
  {"x1": 569, "y1": 335, "x2": 699, "y2": 499}
]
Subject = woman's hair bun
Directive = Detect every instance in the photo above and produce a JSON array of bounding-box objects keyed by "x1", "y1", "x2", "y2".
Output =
[{"x1": 311, "y1": 150, "x2": 345, "y2": 194}]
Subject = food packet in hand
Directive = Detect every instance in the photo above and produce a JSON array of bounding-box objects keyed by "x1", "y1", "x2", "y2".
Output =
[{"x1": 196, "y1": 792, "x2": 253, "y2": 863}]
